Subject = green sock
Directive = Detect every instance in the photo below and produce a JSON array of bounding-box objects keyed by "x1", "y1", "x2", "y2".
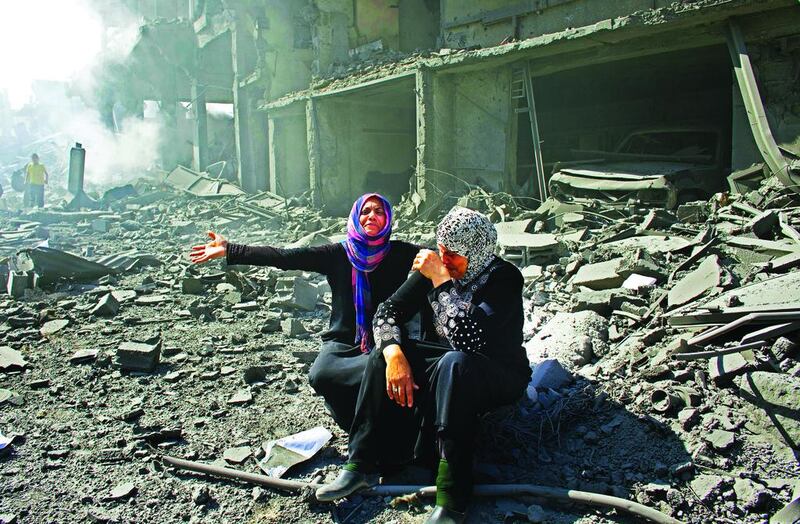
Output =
[
  {"x1": 343, "y1": 462, "x2": 374, "y2": 474},
  {"x1": 435, "y1": 459, "x2": 456, "y2": 509}
]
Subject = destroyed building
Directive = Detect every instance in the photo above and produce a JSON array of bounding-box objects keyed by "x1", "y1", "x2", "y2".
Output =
[
  {"x1": 2, "y1": 1, "x2": 800, "y2": 523},
  {"x1": 105, "y1": 0, "x2": 800, "y2": 212}
]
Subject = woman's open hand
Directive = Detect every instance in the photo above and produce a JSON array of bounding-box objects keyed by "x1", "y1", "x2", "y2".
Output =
[
  {"x1": 189, "y1": 231, "x2": 228, "y2": 264},
  {"x1": 383, "y1": 344, "x2": 419, "y2": 408}
]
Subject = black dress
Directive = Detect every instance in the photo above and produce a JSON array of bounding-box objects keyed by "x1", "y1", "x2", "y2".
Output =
[
  {"x1": 226, "y1": 240, "x2": 420, "y2": 431},
  {"x1": 348, "y1": 257, "x2": 532, "y2": 475}
]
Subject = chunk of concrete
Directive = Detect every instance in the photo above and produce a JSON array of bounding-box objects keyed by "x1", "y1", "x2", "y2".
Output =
[
  {"x1": 708, "y1": 350, "x2": 756, "y2": 383},
  {"x1": 570, "y1": 259, "x2": 624, "y2": 290},
  {"x1": 91, "y1": 219, "x2": 110, "y2": 233},
  {"x1": 6, "y1": 272, "x2": 30, "y2": 298},
  {"x1": 668, "y1": 255, "x2": 721, "y2": 308},
  {"x1": 733, "y1": 478, "x2": 770, "y2": 511},
  {"x1": 281, "y1": 318, "x2": 307, "y2": 337},
  {"x1": 747, "y1": 209, "x2": 779, "y2": 239},
  {"x1": 115, "y1": 341, "x2": 161, "y2": 372},
  {"x1": 181, "y1": 277, "x2": 204, "y2": 295},
  {"x1": 228, "y1": 390, "x2": 253, "y2": 406},
  {"x1": 622, "y1": 273, "x2": 657, "y2": 290},
  {"x1": 529, "y1": 359, "x2": 573, "y2": 390},
  {"x1": 91, "y1": 293, "x2": 120, "y2": 317},
  {"x1": 40, "y1": 319, "x2": 69, "y2": 337},
  {"x1": 0, "y1": 346, "x2": 28, "y2": 371},
  {"x1": 690, "y1": 475, "x2": 725, "y2": 503},
  {"x1": 274, "y1": 277, "x2": 319, "y2": 311},
  {"x1": 223, "y1": 446, "x2": 252, "y2": 465},
  {"x1": 706, "y1": 429, "x2": 736, "y2": 452},
  {"x1": 738, "y1": 371, "x2": 800, "y2": 451},
  {"x1": 525, "y1": 311, "x2": 608, "y2": 368}
]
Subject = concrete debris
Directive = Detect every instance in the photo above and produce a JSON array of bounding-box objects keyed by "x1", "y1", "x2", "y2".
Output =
[
  {"x1": 0, "y1": 346, "x2": 27, "y2": 371},
  {"x1": 525, "y1": 311, "x2": 608, "y2": 368},
  {"x1": 667, "y1": 254, "x2": 722, "y2": 308},
  {"x1": 91, "y1": 293, "x2": 120, "y2": 317},
  {"x1": 115, "y1": 341, "x2": 161, "y2": 372}
]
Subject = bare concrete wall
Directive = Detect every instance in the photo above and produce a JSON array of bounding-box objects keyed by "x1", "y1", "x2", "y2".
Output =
[
  {"x1": 450, "y1": 67, "x2": 513, "y2": 192},
  {"x1": 316, "y1": 85, "x2": 416, "y2": 213},
  {"x1": 269, "y1": 110, "x2": 310, "y2": 196},
  {"x1": 262, "y1": 2, "x2": 314, "y2": 101}
]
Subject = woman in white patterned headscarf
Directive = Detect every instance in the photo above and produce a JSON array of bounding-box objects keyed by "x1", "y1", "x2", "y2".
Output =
[{"x1": 317, "y1": 207, "x2": 531, "y2": 524}]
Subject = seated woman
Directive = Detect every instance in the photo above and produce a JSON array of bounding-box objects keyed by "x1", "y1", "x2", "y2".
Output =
[
  {"x1": 189, "y1": 193, "x2": 419, "y2": 432},
  {"x1": 315, "y1": 207, "x2": 532, "y2": 524}
]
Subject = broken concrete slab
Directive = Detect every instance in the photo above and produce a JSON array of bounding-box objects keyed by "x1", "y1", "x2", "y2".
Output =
[
  {"x1": 748, "y1": 209, "x2": 779, "y2": 239},
  {"x1": 274, "y1": 277, "x2": 319, "y2": 311},
  {"x1": 40, "y1": 319, "x2": 69, "y2": 337},
  {"x1": 228, "y1": 390, "x2": 253, "y2": 406},
  {"x1": 690, "y1": 474, "x2": 725, "y2": 503},
  {"x1": 70, "y1": 349, "x2": 99, "y2": 365},
  {"x1": 668, "y1": 254, "x2": 722, "y2": 308},
  {"x1": 115, "y1": 341, "x2": 161, "y2": 372},
  {"x1": 528, "y1": 359, "x2": 573, "y2": 390},
  {"x1": 223, "y1": 446, "x2": 252, "y2": 465},
  {"x1": 0, "y1": 346, "x2": 27, "y2": 371},
  {"x1": 738, "y1": 371, "x2": 800, "y2": 451},
  {"x1": 6, "y1": 271, "x2": 30, "y2": 298},
  {"x1": 525, "y1": 311, "x2": 608, "y2": 368},
  {"x1": 281, "y1": 318, "x2": 306, "y2": 337},
  {"x1": 91, "y1": 293, "x2": 120, "y2": 317},
  {"x1": 570, "y1": 258, "x2": 624, "y2": 290},
  {"x1": 106, "y1": 482, "x2": 136, "y2": 501},
  {"x1": 181, "y1": 277, "x2": 204, "y2": 295},
  {"x1": 733, "y1": 477, "x2": 770, "y2": 511},
  {"x1": 709, "y1": 350, "x2": 756, "y2": 383},
  {"x1": 706, "y1": 429, "x2": 736, "y2": 452}
]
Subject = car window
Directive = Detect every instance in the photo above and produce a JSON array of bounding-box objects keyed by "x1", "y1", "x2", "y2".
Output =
[{"x1": 618, "y1": 132, "x2": 717, "y2": 162}]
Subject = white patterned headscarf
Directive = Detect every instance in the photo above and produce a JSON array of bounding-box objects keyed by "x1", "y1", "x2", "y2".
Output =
[{"x1": 436, "y1": 207, "x2": 498, "y2": 284}]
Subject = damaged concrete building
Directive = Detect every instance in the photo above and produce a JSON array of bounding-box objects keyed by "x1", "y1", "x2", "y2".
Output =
[{"x1": 114, "y1": 0, "x2": 800, "y2": 213}]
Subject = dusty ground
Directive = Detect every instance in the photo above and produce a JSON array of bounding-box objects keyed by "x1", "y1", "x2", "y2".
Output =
[{"x1": 1, "y1": 190, "x2": 798, "y2": 524}]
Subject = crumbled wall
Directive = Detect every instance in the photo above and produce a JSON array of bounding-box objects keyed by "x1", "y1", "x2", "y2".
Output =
[
  {"x1": 268, "y1": 111, "x2": 310, "y2": 196},
  {"x1": 450, "y1": 68, "x2": 513, "y2": 192},
  {"x1": 440, "y1": 0, "x2": 678, "y2": 50},
  {"x1": 752, "y1": 36, "x2": 800, "y2": 157}
]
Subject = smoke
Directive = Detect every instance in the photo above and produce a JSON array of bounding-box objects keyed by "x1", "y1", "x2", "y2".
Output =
[{"x1": 0, "y1": 0, "x2": 168, "y2": 188}]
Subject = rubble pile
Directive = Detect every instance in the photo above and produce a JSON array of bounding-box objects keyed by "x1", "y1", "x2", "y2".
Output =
[{"x1": 0, "y1": 175, "x2": 799, "y2": 523}]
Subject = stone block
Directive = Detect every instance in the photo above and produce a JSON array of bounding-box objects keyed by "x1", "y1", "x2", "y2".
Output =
[
  {"x1": 181, "y1": 277, "x2": 204, "y2": 295},
  {"x1": 570, "y1": 259, "x2": 624, "y2": 290},
  {"x1": 525, "y1": 311, "x2": 608, "y2": 368},
  {"x1": 281, "y1": 318, "x2": 307, "y2": 337},
  {"x1": 6, "y1": 272, "x2": 29, "y2": 298},
  {"x1": 748, "y1": 209, "x2": 778, "y2": 239},
  {"x1": 529, "y1": 359, "x2": 573, "y2": 390},
  {"x1": 738, "y1": 371, "x2": 800, "y2": 450},
  {"x1": 708, "y1": 350, "x2": 755, "y2": 383},
  {"x1": 676, "y1": 203, "x2": 706, "y2": 223},
  {"x1": 668, "y1": 255, "x2": 721, "y2": 308},
  {"x1": 275, "y1": 277, "x2": 319, "y2": 311},
  {"x1": 690, "y1": 475, "x2": 725, "y2": 503},
  {"x1": 91, "y1": 219, "x2": 110, "y2": 233},
  {"x1": 91, "y1": 293, "x2": 120, "y2": 317},
  {"x1": 116, "y1": 341, "x2": 161, "y2": 372}
]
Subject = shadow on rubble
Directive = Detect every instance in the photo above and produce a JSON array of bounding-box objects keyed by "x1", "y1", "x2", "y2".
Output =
[{"x1": 470, "y1": 375, "x2": 693, "y2": 522}]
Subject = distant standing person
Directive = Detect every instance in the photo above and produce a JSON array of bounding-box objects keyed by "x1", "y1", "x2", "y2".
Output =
[{"x1": 25, "y1": 153, "x2": 48, "y2": 208}]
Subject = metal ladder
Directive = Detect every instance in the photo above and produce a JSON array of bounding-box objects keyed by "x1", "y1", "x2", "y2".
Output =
[{"x1": 511, "y1": 63, "x2": 547, "y2": 201}]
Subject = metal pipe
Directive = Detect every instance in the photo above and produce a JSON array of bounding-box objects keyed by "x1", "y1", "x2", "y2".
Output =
[{"x1": 162, "y1": 455, "x2": 682, "y2": 524}]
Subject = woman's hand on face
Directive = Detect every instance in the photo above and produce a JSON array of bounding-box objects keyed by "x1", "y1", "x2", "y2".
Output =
[
  {"x1": 412, "y1": 249, "x2": 448, "y2": 282},
  {"x1": 189, "y1": 231, "x2": 228, "y2": 264},
  {"x1": 382, "y1": 344, "x2": 419, "y2": 408}
]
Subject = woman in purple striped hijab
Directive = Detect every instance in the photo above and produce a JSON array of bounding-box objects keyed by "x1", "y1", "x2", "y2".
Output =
[{"x1": 190, "y1": 193, "x2": 423, "y2": 433}]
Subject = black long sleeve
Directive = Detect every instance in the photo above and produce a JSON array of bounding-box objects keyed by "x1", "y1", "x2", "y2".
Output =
[
  {"x1": 226, "y1": 240, "x2": 421, "y2": 345},
  {"x1": 226, "y1": 243, "x2": 338, "y2": 274},
  {"x1": 373, "y1": 259, "x2": 531, "y2": 380}
]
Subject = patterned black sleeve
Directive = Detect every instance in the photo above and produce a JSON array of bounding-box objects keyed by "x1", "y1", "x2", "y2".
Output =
[
  {"x1": 372, "y1": 271, "x2": 432, "y2": 352},
  {"x1": 428, "y1": 264, "x2": 522, "y2": 356}
]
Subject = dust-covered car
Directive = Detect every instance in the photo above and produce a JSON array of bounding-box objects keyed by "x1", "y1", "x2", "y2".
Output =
[{"x1": 547, "y1": 128, "x2": 728, "y2": 209}]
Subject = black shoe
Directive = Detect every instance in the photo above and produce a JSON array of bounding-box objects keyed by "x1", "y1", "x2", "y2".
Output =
[
  {"x1": 424, "y1": 505, "x2": 466, "y2": 524},
  {"x1": 315, "y1": 470, "x2": 372, "y2": 502}
]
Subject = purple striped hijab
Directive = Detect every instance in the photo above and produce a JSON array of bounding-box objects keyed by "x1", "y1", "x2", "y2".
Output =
[{"x1": 342, "y1": 193, "x2": 393, "y2": 352}]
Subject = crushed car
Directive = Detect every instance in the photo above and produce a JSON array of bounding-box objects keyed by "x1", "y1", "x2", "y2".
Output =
[{"x1": 547, "y1": 127, "x2": 729, "y2": 209}]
